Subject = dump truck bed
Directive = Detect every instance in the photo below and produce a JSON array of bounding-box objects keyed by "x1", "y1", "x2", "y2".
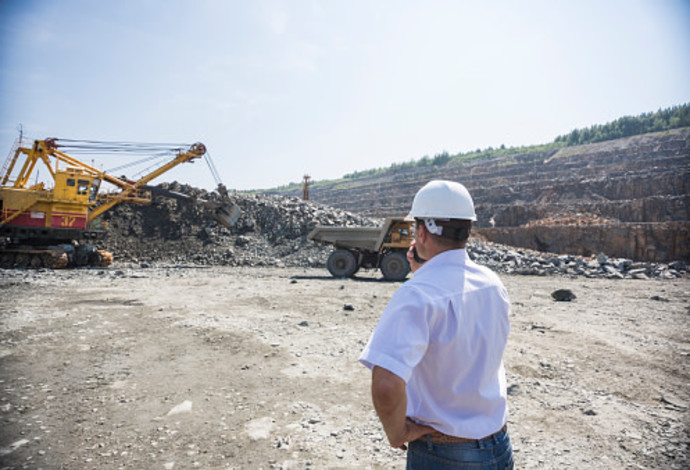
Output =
[
  {"x1": 307, "y1": 217, "x2": 406, "y2": 252},
  {"x1": 307, "y1": 226, "x2": 382, "y2": 251}
]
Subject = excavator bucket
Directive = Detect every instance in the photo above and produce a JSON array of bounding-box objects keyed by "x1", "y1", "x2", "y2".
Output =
[
  {"x1": 144, "y1": 184, "x2": 241, "y2": 228},
  {"x1": 212, "y1": 203, "x2": 241, "y2": 228},
  {"x1": 209, "y1": 183, "x2": 241, "y2": 228}
]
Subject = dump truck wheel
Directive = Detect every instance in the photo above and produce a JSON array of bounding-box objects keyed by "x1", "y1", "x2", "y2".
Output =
[
  {"x1": 380, "y1": 252, "x2": 410, "y2": 281},
  {"x1": 327, "y1": 249, "x2": 358, "y2": 278}
]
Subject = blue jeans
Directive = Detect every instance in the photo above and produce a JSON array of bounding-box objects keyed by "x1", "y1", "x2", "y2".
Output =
[{"x1": 406, "y1": 427, "x2": 514, "y2": 469}]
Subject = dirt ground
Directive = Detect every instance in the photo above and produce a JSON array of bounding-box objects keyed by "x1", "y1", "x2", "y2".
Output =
[{"x1": 0, "y1": 265, "x2": 688, "y2": 469}]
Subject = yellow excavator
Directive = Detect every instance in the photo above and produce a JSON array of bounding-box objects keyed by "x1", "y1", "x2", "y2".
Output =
[{"x1": 0, "y1": 137, "x2": 240, "y2": 268}]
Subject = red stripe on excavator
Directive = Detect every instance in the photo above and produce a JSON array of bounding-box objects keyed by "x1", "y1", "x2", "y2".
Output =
[
  {"x1": 1, "y1": 210, "x2": 47, "y2": 227},
  {"x1": 0, "y1": 209, "x2": 87, "y2": 229}
]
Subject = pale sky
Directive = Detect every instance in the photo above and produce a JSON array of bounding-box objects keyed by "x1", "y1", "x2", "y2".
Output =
[{"x1": 1, "y1": 0, "x2": 689, "y2": 191}]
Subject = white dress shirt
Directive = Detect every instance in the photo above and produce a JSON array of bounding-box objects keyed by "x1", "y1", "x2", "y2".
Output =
[{"x1": 360, "y1": 248, "x2": 510, "y2": 439}]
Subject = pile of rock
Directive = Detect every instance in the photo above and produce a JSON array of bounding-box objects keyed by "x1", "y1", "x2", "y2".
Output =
[
  {"x1": 101, "y1": 183, "x2": 375, "y2": 268},
  {"x1": 100, "y1": 183, "x2": 687, "y2": 279},
  {"x1": 468, "y1": 241, "x2": 687, "y2": 279}
]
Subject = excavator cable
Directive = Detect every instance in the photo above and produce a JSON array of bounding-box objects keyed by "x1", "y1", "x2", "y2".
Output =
[
  {"x1": 105, "y1": 153, "x2": 175, "y2": 174},
  {"x1": 48, "y1": 138, "x2": 209, "y2": 182},
  {"x1": 130, "y1": 155, "x2": 178, "y2": 180},
  {"x1": 55, "y1": 139, "x2": 190, "y2": 154},
  {"x1": 204, "y1": 152, "x2": 223, "y2": 186}
]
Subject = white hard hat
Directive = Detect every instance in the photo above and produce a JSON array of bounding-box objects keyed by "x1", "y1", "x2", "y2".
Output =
[{"x1": 407, "y1": 180, "x2": 476, "y2": 221}]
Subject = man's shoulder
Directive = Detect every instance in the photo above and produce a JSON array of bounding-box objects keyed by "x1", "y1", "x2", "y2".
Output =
[
  {"x1": 467, "y1": 258, "x2": 503, "y2": 282},
  {"x1": 407, "y1": 250, "x2": 506, "y2": 291},
  {"x1": 475, "y1": 266, "x2": 507, "y2": 288}
]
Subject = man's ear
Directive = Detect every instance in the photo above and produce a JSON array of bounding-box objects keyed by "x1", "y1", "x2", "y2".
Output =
[{"x1": 416, "y1": 222, "x2": 427, "y2": 243}]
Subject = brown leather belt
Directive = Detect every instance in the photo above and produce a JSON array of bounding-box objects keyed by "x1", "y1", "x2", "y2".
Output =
[{"x1": 422, "y1": 424, "x2": 507, "y2": 444}]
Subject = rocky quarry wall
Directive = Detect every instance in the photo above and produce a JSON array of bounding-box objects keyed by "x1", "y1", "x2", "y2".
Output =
[{"x1": 276, "y1": 128, "x2": 690, "y2": 262}]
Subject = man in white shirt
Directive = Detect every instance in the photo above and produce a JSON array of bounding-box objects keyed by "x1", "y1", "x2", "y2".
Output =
[{"x1": 359, "y1": 180, "x2": 514, "y2": 469}]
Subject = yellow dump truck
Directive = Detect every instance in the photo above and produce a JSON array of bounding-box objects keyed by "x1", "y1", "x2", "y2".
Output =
[{"x1": 307, "y1": 217, "x2": 413, "y2": 281}]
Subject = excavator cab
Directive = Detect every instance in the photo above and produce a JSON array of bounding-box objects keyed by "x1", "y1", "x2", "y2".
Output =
[{"x1": 54, "y1": 168, "x2": 100, "y2": 204}]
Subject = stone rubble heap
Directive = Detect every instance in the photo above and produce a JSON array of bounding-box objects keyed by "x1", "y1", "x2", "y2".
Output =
[
  {"x1": 101, "y1": 183, "x2": 376, "y2": 269},
  {"x1": 99, "y1": 183, "x2": 687, "y2": 279},
  {"x1": 467, "y1": 241, "x2": 687, "y2": 280}
]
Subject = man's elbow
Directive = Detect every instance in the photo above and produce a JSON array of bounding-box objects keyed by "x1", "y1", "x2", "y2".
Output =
[{"x1": 371, "y1": 367, "x2": 405, "y2": 403}]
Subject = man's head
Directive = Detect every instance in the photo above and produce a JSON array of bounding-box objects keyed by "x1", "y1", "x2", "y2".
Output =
[{"x1": 408, "y1": 180, "x2": 475, "y2": 255}]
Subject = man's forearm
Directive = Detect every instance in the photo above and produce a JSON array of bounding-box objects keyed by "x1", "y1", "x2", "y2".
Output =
[{"x1": 371, "y1": 366, "x2": 408, "y2": 447}]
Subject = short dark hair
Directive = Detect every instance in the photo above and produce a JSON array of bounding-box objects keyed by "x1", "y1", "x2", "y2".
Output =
[{"x1": 415, "y1": 218, "x2": 472, "y2": 245}]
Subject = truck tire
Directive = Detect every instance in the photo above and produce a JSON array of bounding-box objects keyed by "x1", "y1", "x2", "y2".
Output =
[
  {"x1": 380, "y1": 252, "x2": 410, "y2": 281},
  {"x1": 327, "y1": 249, "x2": 358, "y2": 278}
]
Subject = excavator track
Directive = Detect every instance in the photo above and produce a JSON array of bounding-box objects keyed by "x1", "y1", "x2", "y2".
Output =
[{"x1": 0, "y1": 245, "x2": 113, "y2": 269}]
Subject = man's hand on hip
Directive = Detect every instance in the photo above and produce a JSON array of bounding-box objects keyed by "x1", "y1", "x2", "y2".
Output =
[
  {"x1": 371, "y1": 367, "x2": 434, "y2": 450},
  {"x1": 397, "y1": 418, "x2": 435, "y2": 450}
]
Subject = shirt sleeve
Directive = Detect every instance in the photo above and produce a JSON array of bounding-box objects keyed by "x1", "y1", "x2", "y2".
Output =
[{"x1": 359, "y1": 285, "x2": 430, "y2": 383}]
